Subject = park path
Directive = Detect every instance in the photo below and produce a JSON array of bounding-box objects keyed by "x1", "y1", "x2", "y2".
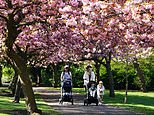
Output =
[{"x1": 33, "y1": 87, "x2": 142, "y2": 115}]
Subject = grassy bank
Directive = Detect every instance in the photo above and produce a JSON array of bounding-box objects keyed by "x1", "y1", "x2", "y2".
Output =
[
  {"x1": 73, "y1": 88, "x2": 154, "y2": 115},
  {"x1": 0, "y1": 87, "x2": 56, "y2": 115}
]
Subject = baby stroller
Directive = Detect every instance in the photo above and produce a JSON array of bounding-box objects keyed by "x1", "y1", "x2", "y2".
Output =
[
  {"x1": 84, "y1": 81, "x2": 98, "y2": 106},
  {"x1": 59, "y1": 80, "x2": 73, "y2": 105}
]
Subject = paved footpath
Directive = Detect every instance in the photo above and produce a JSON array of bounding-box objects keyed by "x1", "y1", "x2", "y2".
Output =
[{"x1": 33, "y1": 87, "x2": 143, "y2": 115}]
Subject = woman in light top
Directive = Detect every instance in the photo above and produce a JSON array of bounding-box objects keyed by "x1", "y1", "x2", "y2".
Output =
[
  {"x1": 83, "y1": 64, "x2": 96, "y2": 90},
  {"x1": 61, "y1": 65, "x2": 72, "y2": 82},
  {"x1": 60, "y1": 65, "x2": 72, "y2": 97}
]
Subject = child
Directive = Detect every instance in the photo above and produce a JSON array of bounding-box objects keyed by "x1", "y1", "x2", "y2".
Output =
[
  {"x1": 89, "y1": 83, "x2": 97, "y2": 97},
  {"x1": 97, "y1": 81, "x2": 105, "y2": 105}
]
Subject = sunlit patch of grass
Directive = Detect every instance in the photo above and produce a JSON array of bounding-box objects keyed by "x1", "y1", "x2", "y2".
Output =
[
  {"x1": 46, "y1": 87, "x2": 154, "y2": 115},
  {"x1": 104, "y1": 90, "x2": 154, "y2": 115},
  {"x1": 35, "y1": 92, "x2": 58, "y2": 114},
  {"x1": 0, "y1": 95, "x2": 25, "y2": 115},
  {"x1": 48, "y1": 87, "x2": 60, "y2": 90},
  {"x1": 69, "y1": 88, "x2": 154, "y2": 115},
  {"x1": 0, "y1": 87, "x2": 57, "y2": 115},
  {"x1": 0, "y1": 113, "x2": 9, "y2": 115},
  {"x1": 49, "y1": 87, "x2": 85, "y2": 94},
  {"x1": 72, "y1": 88, "x2": 85, "y2": 94}
]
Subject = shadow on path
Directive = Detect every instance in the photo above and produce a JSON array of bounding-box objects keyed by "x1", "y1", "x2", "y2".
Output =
[{"x1": 34, "y1": 87, "x2": 142, "y2": 115}]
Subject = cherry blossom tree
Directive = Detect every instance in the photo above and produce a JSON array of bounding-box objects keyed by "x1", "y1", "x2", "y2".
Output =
[
  {"x1": 0, "y1": 0, "x2": 153, "y2": 113},
  {"x1": 59, "y1": 0, "x2": 126, "y2": 97},
  {"x1": 0, "y1": 0, "x2": 69, "y2": 114},
  {"x1": 58, "y1": 0, "x2": 153, "y2": 97},
  {"x1": 115, "y1": 1, "x2": 154, "y2": 94}
]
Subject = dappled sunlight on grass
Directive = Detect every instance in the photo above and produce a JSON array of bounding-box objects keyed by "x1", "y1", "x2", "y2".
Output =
[
  {"x1": 35, "y1": 92, "x2": 57, "y2": 114},
  {"x1": 36, "y1": 98, "x2": 55, "y2": 113},
  {"x1": 0, "y1": 87, "x2": 56, "y2": 115},
  {"x1": 104, "y1": 90, "x2": 154, "y2": 115},
  {"x1": 72, "y1": 88, "x2": 85, "y2": 94},
  {"x1": 48, "y1": 87, "x2": 60, "y2": 90},
  {"x1": 0, "y1": 96, "x2": 25, "y2": 110},
  {"x1": 0, "y1": 113, "x2": 9, "y2": 115},
  {"x1": 68, "y1": 88, "x2": 154, "y2": 115},
  {"x1": 0, "y1": 95, "x2": 26, "y2": 115}
]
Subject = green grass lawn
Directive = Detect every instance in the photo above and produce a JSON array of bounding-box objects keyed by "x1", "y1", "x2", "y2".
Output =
[
  {"x1": 73, "y1": 88, "x2": 154, "y2": 115},
  {"x1": 0, "y1": 87, "x2": 56, "y2": 115},
  {"x1": 4, "y1": 87, "x2": 152, "y2": 115}
]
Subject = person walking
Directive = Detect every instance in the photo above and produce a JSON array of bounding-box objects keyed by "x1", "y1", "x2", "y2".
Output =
[
  {"x1": 83, "y1": 64, "x2": 96, "y2": 91},
  {"x1": 60, "y1": 65, "x2": 72, "y2": 97}
]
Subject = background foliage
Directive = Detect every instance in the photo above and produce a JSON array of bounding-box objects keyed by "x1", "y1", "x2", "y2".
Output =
[{"x1": 1, "y1": 50, "x2": 154, "y2": 91}]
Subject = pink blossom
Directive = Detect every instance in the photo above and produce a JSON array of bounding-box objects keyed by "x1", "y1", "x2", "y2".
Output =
[
  {"x1": 62, "y1": 5, "x2": 72, "y2": 13},
  {"x1": 145, "y1": 4, "x2": 152, "y2": 10},
  {"x1": 123, "y1": 7, "x2": 130, "y2": 14},
  {"x1": 66, "y1": 18, "x2": 77, "y2": 26},
  {"x1": 119, "y1": 23, "x2": 126, "y2": 30},
  {"x1": 83, "y1": 6, "x2": 92, "y2": 14},
  {"x1": 82, "y1": 0, "x2": 90, "y2": 5},
  {"x1": 70, "y1": 0, "x2": 79, "y2": 7}
]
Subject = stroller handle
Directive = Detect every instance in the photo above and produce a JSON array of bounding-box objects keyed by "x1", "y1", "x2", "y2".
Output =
[{"x1": 62, "y1": 79, "x2": 72, "y2": 82}]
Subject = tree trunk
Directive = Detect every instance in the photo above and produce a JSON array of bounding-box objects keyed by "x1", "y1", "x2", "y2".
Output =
[
  {"x1": 0, "y1": 65, "x2": 2, "y2": 87},
  {"x1": 13, "y1": 76, "x2": 22, "y2": 103},
  {"x1": 133, "y1": 58, "x2": 147, "y2": 92},
  {"x1": 6, "y1": 49, "x2": 41, "y2": 114},
  {"x1": 4, "y1": 7, "x2": 41, "y2": 114},
  {"x1": 94, "y1": 60, "x2": 101, "y2": 83},
  {"x1": 31, "y1": 67, "x2": 42, "y2": 86},
  {"x1": 104, "y1": 52, "x2": 115, "y2": 97},
  {"x1": 5, "y1": 56, "x2": 20, "y2": 95},
  {"x1": 36, "y1": 67, "x2": 42, "y2": 86},
  {"x1": 124, "y1": 61, "x2": 129, "y2": 103},
  {"x1": 20, "y1": 69, "x2": 41, "y2": 114},
  {"x1": 106, "y1": 60, "x2": 115, "y2": 97},
  {"x1": 52, "y1": 64, "x2": 58, "y2": 88},
  {"x1": 124, "y1": 75, "x2": 128, "y2": 103},
  {"x1": 9, "y1": 71, "x2": 18, "y2": 95}
]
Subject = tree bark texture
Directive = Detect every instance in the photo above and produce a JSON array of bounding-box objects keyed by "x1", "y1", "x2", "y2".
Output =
[
  {"x1": 13, "y1": 76, "x2": 22, "y2": 103},
  {"x1": 106, "y1": 60, "x2": 115, "y2": 97},
  {"x1": 4, "y1": 9, "x2": 41, "y2": 113},
  {"x1": 6, "y1": 49, "x2": 41, "y2": 114},
  {"x1": 52, "y1": 64, "x2": 59, "y2": 88},
  {"x1": 94, "y1": 60, "x2": 101, "y2": 83},
  {"x1": 105, "y1": 52, "x2": 115, "y2": 97},
  {"x1": 9, "y1": 71, "x2": 18, "y2": 95}
]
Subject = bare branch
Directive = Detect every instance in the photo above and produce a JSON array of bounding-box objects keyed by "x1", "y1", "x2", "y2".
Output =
[
  {"x1": 0, "y1": 6, "x2": 7, "y2": 10},
  {"x1": 0, "y1": 14, "x2": 7, "y2": 21}
]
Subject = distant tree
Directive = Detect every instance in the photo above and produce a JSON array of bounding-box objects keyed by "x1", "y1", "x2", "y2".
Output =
[{"x1": 0, "y1": 65, "x2": 2, "y2": 86}]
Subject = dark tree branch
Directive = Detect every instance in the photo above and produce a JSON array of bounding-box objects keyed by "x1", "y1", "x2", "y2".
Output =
[
  {"x1": 0, "y1": 14, "x2": 7, "y2": 21},
  {"x1": 0, "y1": 6, "x2": 7, "y2": 10},
  {"x1": 5, "y1": 0, "x2": 13, "y2": 8}
]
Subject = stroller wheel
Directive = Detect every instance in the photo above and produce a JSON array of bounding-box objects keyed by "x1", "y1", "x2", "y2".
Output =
[
  {"x1": 59, "y1": 98, "x2": 63, "y2": 105},
  {"x1": 96, "y1": 100, "x2": 98, "y2": 106}
]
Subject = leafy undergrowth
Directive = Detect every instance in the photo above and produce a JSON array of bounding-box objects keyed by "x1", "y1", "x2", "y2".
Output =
[{"x1": 73, "y1": 88, "x2": 154, "y2": 115}]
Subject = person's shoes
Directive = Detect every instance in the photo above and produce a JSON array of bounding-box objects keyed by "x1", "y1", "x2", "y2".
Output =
[
  {"x1": 12, "y1": 100, "x2": 19, "y2": 103},
  {"x1": 98, "y1": 102, "x2": 102, "y2": 105}
]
